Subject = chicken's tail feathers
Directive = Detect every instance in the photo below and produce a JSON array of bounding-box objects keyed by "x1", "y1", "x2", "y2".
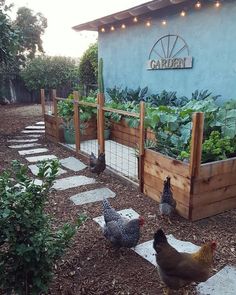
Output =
[
  {"x1": 153, "y1": 229, "x2": 167, "y2": 252},
  {"x1": 102, "y1": 198, "x2": 111, "y2": 210}
]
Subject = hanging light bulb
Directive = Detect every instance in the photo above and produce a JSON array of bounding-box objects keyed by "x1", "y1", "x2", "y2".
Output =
[
  {"x1": 133, "y1": 17, "x2": 138, "y2": 23},
  {"x1": 121, "y1": 24, "x2": 126, "y2": 29},
  {"x1": 110, "y1": 26, "x2": 115, "y2": 31},
  {"x1": 101, "y1": 27, "x2": 105, "y2": 32},
  {"x1": 215, "y1": 1, "x2": 221, "y2": 8},
  {"x1": 180, "y1": 10, "x2": 186, "y2": 17},
  {"x1": 195, "y1": 1, "x2": 201, "y2": 8},
  {"x1": 162, "y1": 20, "x2": 167, "y2": 25},
  {"x1": 146, "y1": 20, "x2": 151, "y2": 27}
]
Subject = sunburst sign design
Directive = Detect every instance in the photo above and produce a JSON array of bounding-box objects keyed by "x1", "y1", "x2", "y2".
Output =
[{"x1": 147, "y1": 34, "x2": 193, "y2": 70}]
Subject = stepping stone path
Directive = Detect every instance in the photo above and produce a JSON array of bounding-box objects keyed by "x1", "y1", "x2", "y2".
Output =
[
  {"x1": 134, "y1": 236, "x2": 200, "y2": 267},
  {"x1": 7, "y1": 138, "x2": 39, "y2": 143},
  {"x1": 60, "y1": 156, "x2": 87, "y2": 171},
  {"x1": 8, "y1": 143, "x2": 41, "y2": 149},
  {"x1": 197, "y1": 265, "x2": 236, "y2": 295},
  {"x1": 7, "y1": 120, "x2": 234, "y2": 295},
  {"x1": 70, "y1": 188, "x2": 116, "y2": 206},
  {"x1": 18, "y1": 148, "x2": 49, "y2": 156},
  {"x1": 25, "y1": 125, "x2": 45, "y2": 130},
  {"x1": 93, "y1": 208, "x2": 140, "y2": 227},
  {"x1": 22, "y1": 130, "x2": 45, "y2": 134},
  {"x1": 28, "y1": 164, "x2": 66, "y2": 176},
  {"x1": 52, "y1": 175, "x2": 95, "y2": 190},
  {"x1": 26, "y1": 154, "x2": 57, "y2": 163}
]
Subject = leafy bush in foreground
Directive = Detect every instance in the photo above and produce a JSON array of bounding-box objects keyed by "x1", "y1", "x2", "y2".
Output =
[{"x1": 0, "y1": 160, "x2": 80, "y2": 294}]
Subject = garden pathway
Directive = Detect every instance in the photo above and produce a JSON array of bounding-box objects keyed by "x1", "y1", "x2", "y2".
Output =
[{"x1": 6, "y1": 121, "x2": 236, "y2": 295}]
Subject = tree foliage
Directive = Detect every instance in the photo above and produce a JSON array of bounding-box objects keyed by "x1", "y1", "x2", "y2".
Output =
[
  {"x1": 14, "y1": 7, "x2": 47, "y2": 63},
  {"x1": 21, "y1": 55, "x2": 79, "y2": 91},
  {"x1": 78, "y1": 42, "x2": 98, "y2": 86}
]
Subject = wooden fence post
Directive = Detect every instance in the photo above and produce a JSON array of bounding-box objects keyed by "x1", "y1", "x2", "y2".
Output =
[
  {"x1": 52, "y1": 89, "x2": 59, "y2": 143},
  {"x1": 189, "y1": 112, "x2": 204, "y2": 177},
  {"x1": 40, "y1": 89, "x2": 45, "y2": 115},
  {"x1": 98, "y1": 93, "x2": 105, "y2": 154},
  {"x1": 73, "y1": 91, "x2": 80, "y2": 154},
  {"x1": 139, "y1": 101, "x2": 145, "y2": 192}
]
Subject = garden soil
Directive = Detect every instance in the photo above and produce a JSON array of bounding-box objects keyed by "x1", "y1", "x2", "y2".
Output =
[{"x1": 0, "y1": 104, "x2": 236, "y2": 295}]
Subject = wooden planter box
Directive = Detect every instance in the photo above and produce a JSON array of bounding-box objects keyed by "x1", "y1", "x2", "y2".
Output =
[
  {"x1": 111, "y1": 118, "x2": 155, "y2": 148},
  {"x1": 44, "y1": 114, "x2": 97, "y2": 143},
  {"x1": 143, "y1": 149, "x2": 236, "y2": 221},
  {"x1": 44, "y1": 114, "x2": 64, "y2": 143}
]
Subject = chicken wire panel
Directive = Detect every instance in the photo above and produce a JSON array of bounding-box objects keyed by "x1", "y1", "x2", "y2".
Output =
[{"x1": 80, "y1": 139, "x2": 138, "y2": 181}]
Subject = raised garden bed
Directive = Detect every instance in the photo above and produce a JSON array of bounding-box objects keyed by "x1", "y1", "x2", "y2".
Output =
[
  {"x1": 44, "y1": 114, "x2": 97, "y2": 143},
  {"x1": 143, "y1": 148, "x2": 236, "y2": 221},
  {"x1": 111, "y1": 118, "x2": 155, "y2": 148}
]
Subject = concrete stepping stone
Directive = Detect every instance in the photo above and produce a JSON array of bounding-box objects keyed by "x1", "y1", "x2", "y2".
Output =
[
  {"x1": 8, "y1": 143, "x2": 41, "y2": 149},
  {"x1": 36, "y1": 121, "x2": 45, "y2": 125},
  {"x1": 25, "y1": 125, "x2": 45, "y2": 130},
  {"x1": 14, "y1": 134, "x2": 42, "y2": 138},
  {"x1": 197, "y1": 265, "x2": 236, "y2": 295},
  {"x1": 52, "y1": 175, "x2": 95, "y2": 190},
  {"x1": 134, "y1": 236, "x2": 200, "y2": 266},
  {"x1": 60, "y1": 156, "x2": 86, "y2": 171},
  {"x1": 28, "y1": 164, "x2": 66, "y2": 176},
  {"x1": 25, "y1": 154, "x2": 57, "y2": 163},
  {"x1": 18, "y1": 148, "x2": 49, "y2": 156},
  {"x1": 93, "y1": 208, "x2": 140, "y2": 227},
  {"x1": 7, "y1": 139, "x2": 38, "y2": 143},
  {"x1": 22, "y1": 130, "x2": 45, "y2": 134},
  {"x1": 70, "y1": 188, "x2": 116, "y2": 206}
]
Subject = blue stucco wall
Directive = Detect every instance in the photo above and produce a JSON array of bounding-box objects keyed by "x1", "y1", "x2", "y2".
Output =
[{"x1": 98, "y1": 1, "x2": 236, "y2": 101}]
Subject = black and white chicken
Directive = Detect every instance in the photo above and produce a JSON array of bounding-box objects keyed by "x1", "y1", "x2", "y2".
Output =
[
  {"x1": 89, "y1": 152, "x2": 106, "y2": 176},
  {"x1": 159, "y1": 176, "x2": 176, "y2": 223},
  {"x1": 102, "y1": 198, "x2": 144, "y2": 248}
]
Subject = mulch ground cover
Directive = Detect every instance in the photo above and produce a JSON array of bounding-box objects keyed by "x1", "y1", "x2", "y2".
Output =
[{"x1": 1, "y1": 104, "x2": 236, "y2": 295}]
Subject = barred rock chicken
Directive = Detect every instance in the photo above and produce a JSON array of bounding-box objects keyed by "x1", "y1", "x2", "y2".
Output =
[
  {"x1": 159, "y1": 176, "x2": 176, "y2": 223},
  {"x1": 102, "y1": 198, "x2": 144, "y2": 248},
  {"x1": 89, "y1": 152, "x2": 106, "y2": 176},
  {"x1": 153, "y1": 229, "x2": 216, "y2": 294}
]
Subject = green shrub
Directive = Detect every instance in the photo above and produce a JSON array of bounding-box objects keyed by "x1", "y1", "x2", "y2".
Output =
[{"x1": 0, "y1": 160, "x2": 80, "y2": 294}]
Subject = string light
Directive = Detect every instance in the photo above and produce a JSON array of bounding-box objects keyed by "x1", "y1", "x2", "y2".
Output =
[
  {"x1": 162, "y1": 20, "x2": 167, "y2": 25},
  {"x1": 101, "y1": 27, "x2": 105, "y2": 32},
  {"x1": 180, "y1": 10, "x2": 186, "y2": 17},
  {"x1": 110, "y1": 26, "x2": 115, "y2": 31},
  {"x1": 133, "y1": 17, "x2": 138, "y2": 22},
  {"x1": 195, "y1": 1, "x2": 201, "y2": 8},
  {"x1": 146, "y1": 20, "x2": 151, "y2": 27},
  {"x1": 121, "y1": 24, "x2": 126, "y2": 29},
  {"x1": 215, "y1": 1, "x2": 221, "y2": 8}
]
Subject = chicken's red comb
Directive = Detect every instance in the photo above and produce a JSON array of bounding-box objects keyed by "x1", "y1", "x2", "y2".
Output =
[{"x1": 211, "y1": 241, "x2": 217, "y2": 250}]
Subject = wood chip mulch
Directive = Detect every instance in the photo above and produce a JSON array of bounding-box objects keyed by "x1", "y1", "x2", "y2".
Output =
[{"x1": 1, "y1": 104, "x2": 236, "y2": 295}]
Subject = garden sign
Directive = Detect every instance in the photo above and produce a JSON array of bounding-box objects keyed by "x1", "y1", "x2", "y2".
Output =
[{"x1": 147, "y1": 34, "x2": 193, "y2": 70}]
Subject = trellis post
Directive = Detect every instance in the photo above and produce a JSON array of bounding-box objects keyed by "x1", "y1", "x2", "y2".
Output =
[
  {"x1": 52, "y1": 89, "x2": 59, "y2": 143},
  {"x1": 73, "y1": 91, "x2": 80, "y2": 154},
  {"x1": 189, "y1": 112, "x2": 204, "y2": 177},
  {"x1": 40, "y1": 89, "x2": 45, "y2": 115},
  {"x1": 139, "y1": 101, "x2": 145, "y2": 192}
]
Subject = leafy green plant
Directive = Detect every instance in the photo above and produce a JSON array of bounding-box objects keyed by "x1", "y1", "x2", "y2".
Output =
[
  {"x1": 0, "y1": 159, "x2": 83, "y2": 294},
  {"x1": 146, "y1": 90, "x2": 189, "y2": 107},
  {"x1": 57, "y1": 96, "x2": 74, "y2": 129},
  {"x1": 202, "y1": 131, "x2": 235, "y2": 162}
]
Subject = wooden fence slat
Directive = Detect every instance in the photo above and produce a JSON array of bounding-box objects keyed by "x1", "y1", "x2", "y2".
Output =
[
  {"x1": 144, "y1": 149, "x2": 190, "y2": 177},
  {"x1": 102, "y1": 106, "x2": 139, "y2": 118},
  {"x1": 52, "y1": 89, "x2": 59, "y2": 142},
  {"x1": 189, "y1": 112, "x2": 204, "y2": 177},
  {"x1": 139, "y1": 101, "x2": 145, "y2": 192},
  {"x1": 40, "y1": 89, "x2": 45, "y2": 115},
  {"x1": 73, "y1": 91, "x2": 80, "y2": 154}
]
